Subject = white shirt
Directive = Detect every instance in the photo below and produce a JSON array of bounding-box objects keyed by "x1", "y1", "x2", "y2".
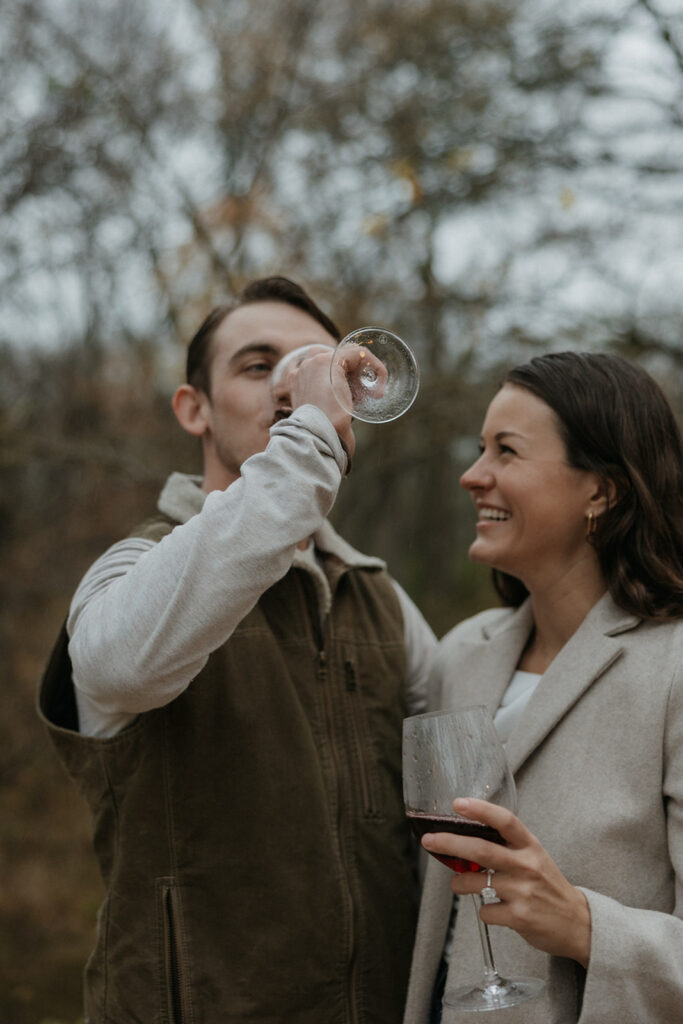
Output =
[{"x1": 494, "y1": 668, "x2": 543, "y2": 744}]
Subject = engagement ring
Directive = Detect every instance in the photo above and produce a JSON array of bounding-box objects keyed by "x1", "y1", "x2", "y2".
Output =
[{"x1": 480, "y1": 868, "x2": 501, "y2": 905}]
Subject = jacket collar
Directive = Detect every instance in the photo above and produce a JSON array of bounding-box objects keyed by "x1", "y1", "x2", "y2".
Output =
[{"x1": 449, "y1": 593, "x2": 641, "y2": 775}]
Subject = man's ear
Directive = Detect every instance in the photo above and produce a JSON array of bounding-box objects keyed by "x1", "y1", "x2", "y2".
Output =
[{"x1": 172, "y1": 384, "x2": 210, "y2": 437}]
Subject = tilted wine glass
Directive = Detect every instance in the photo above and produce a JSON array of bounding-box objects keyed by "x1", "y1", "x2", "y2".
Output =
[
  {"x1": 270, "y1": 326, "x2": 419, "y2": 424},
  {"x1": 402, "y1": 706, "x2": 545, "y2": 1013},
  {"x1": 329, "y1": 326, "x2": 419, "y2": 422}
]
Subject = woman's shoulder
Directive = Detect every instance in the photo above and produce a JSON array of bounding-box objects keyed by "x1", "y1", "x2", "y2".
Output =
[
  {"x1": 594, "y1": 603, "x2": 683, "y2": 703},
  {"x1": 638, "y1": 615, "x2": 683, "y2": 637},
  {"x1": 633, "y1": 614, "x2": 683, "y2": 673},
  {"x1": 616, "y1": 607, "x2": 683, "y2": 651}
]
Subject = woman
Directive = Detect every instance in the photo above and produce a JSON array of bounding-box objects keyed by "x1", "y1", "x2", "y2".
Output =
[{"x1": 404, "y1": 352, "x2": 683, "y2": 1023}]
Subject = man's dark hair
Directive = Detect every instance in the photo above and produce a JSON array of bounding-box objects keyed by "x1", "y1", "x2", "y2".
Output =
[
  {"x1": 492, "y1": 351, "x2": 683, "y2": 620},
  {"x1": 185, "y1": 277, "x2": 341, "y2": 395}
]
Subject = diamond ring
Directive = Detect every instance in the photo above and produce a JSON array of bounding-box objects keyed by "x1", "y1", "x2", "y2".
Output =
[{"x1": 480, "y1": 868, "x2": 501, "y2": 905}]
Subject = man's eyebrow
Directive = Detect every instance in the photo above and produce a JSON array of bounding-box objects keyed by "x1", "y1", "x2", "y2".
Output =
[{"x1": 227, "y1": 342, "x2": 280, "y2": 366}]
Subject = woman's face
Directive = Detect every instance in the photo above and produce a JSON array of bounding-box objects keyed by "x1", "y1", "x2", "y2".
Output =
[{"x1": 460, "y1": 383, "x2": 601, "y2": 591}]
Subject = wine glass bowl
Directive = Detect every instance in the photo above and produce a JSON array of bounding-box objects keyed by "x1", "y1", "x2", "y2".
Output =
[
  {"x1": 403, "y1": 707, "x2": 514, "y2": 875},
  {"x1": 403, "y1": 706, "x2": 517, "y2": 817},
  {"x1": 329, "y1": 327, "x2": 419, "y2": 423}
]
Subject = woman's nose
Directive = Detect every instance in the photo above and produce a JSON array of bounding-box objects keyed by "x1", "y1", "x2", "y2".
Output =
[{"x1": 460, "y1": 454, "x2": 493, "y2": 492}]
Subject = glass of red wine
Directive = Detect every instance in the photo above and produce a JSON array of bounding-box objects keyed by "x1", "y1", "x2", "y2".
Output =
[{"x1": 402, "y1": 706, "x2": 545, "y2": 1012}]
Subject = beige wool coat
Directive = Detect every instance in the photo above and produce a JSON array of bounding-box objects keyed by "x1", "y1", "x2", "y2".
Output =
[{"x1": 403, "y1": 594, "x2": 683, "y2": 1024}]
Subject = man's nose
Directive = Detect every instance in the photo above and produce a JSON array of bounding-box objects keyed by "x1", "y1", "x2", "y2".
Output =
[
  {"x1": 272, "y1": 377, "x2": 293, "y2": 416},
  {"x1": 270, "y1": 351, "x2": 301, "y2": 415}
]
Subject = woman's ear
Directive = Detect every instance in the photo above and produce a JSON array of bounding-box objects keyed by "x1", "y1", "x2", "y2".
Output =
[
  {"x1": 587, "y1": 473, "x2": 619, "y2": 518},
  {"x1": 172, "y1": 384, "x2": 210, "y2": 437}
]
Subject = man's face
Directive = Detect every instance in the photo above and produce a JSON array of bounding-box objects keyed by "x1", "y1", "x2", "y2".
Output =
[{"x1": 197, "y1": 300, "x2": 337, "y2": 490}]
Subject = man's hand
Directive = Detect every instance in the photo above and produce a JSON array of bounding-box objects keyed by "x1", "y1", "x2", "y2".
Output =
[{"x1": 273, "y1": 346, "x2": 356, "y2": 463}]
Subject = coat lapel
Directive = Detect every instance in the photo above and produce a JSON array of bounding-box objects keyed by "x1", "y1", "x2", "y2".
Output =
[
  {"x1": 504, "y1": 593, "x2": 639, "y2": 774},
  {"x1": 440, "y1": 595, "x2": 641, "y2": 776}
]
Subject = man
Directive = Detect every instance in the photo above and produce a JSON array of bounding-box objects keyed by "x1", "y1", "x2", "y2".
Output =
[{"x1": 39, "y1": 277, "x2": 436, "y2": 1024}]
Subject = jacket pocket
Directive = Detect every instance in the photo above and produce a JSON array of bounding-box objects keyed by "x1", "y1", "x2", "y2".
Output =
[
  {"x1": 157, "y1": 878, "x2": 191, "y2": 1024},
  {"x1": 344, "y1": 658, "x2": 382, "y2": 818}
]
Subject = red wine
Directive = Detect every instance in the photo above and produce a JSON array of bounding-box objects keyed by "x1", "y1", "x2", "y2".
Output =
[{"x1": 407, "y1": 811, "x2": 505, "y2": 873}]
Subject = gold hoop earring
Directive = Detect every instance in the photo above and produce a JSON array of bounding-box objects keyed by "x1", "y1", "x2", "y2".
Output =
[{"x1": 585, "y1": 511, "x2": 597, "y2": 538}]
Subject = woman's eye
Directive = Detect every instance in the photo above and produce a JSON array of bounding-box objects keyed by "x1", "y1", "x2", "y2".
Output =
[
  {"x1": 499, "y1": 444, "x2": 515, "y2": 456},
  {"x1": 244, "y1": 361, "x2": 271, "y2": 374}
]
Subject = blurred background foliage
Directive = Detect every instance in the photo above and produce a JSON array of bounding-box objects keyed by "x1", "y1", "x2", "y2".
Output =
[{"x1": 1, "y1": 0, "x2": 682, "y2": 1020}]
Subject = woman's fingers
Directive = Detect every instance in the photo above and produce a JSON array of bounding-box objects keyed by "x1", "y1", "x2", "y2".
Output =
[
  {"x1": 419, "y1": 798, "x2": 528, "y2": 872},
  {"x1": 452, "y1": 797, "x2": 533, "y2": 846}
]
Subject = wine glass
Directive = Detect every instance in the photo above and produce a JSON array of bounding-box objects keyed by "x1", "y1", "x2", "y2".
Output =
[
  {"x1": 402, "y1": 706, "x2": 545, "y2": 1013},
  {"x1": 329, "y1": 326, "x2": 419, "y2": 423},
  {"x1": 270, "y1": 327, "x2": 419, "y2": 424}
]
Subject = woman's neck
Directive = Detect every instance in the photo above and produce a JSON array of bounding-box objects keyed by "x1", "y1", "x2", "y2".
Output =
[{"x1": 519, "y1": 573, "x2": 607, "y2": 674}]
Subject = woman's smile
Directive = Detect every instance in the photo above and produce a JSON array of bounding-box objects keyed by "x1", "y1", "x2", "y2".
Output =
[{"x1": 476, "y1": 504, "x2": 512, "y2": 523}]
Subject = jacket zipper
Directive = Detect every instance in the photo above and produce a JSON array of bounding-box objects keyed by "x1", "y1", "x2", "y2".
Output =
[
  {"x1": 297, "y1": 570, "x2": 360, "y2": 1024},
  {"x1": 317, "y1": 648, "x2": 360, "y2": 1024},
  {"x1": 162, "y1": 882, "x2": 188, "y2": 1024}
]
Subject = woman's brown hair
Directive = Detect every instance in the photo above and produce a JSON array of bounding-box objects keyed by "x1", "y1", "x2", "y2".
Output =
[{"x1": 492, "y1": 351, "x2": 683, "y2": 620}]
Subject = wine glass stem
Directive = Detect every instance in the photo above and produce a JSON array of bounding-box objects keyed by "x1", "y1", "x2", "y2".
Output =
[{"x1": 471, "y1": 895, "x2": 503, "y2": 985}]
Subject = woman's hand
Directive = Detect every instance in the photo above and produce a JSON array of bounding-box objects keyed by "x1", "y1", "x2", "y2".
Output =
[{"x1": 421, "y1": 797, "x2": 592, "y2": 968}]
